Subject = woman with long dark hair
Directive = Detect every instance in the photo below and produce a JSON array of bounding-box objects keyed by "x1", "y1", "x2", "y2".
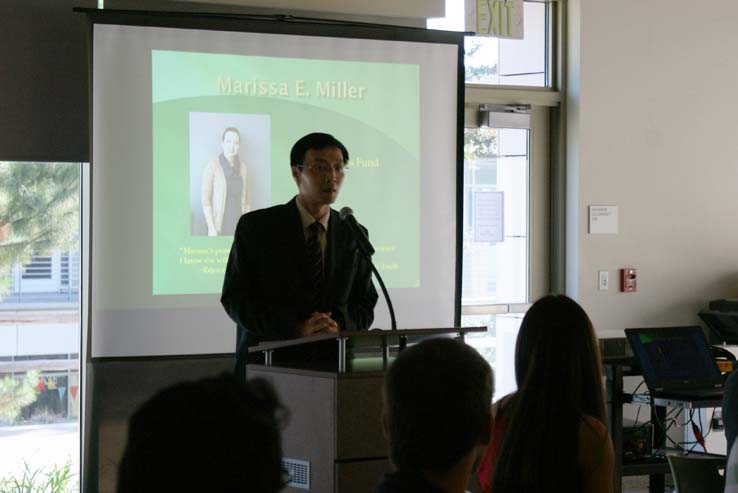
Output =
[{"x1": 476, "y1": 294, "x2": 613, "y2": 493}]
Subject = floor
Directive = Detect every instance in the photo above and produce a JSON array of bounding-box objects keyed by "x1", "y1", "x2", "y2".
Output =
[
  {"x1": 623, "y1": 475, "x2": 675, "y2": 493},
  {"x1": 0, "y1": 422, "x2": 678, "y2": 492}
]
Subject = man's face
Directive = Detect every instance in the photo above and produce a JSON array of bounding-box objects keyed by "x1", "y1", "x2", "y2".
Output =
[
  {"x1": 221, "y1": 131, "x2": 240, "y2": 160},
  {"x1": 292, "y1": 146, "x2": 346, "y2": 208}
]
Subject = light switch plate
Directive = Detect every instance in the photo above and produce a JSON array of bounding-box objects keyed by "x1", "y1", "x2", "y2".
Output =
[{"x1": 598, "y1": 270, "x2": 609, "y2": 291}]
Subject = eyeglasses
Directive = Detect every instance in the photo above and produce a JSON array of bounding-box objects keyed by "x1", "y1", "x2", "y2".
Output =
[{"x1": 297, "y1": 162, "x2": 348, "y2": 175}]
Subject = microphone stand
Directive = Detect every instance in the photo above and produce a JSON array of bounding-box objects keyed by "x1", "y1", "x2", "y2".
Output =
[
  {"x1": 353, "y1": 240, "x2": 396, "y2": 331},
  {"x1": 341, "y1": 206, "x2": 397, "y2": 331},
  {"x1": 365, "y1": 257, "x2": 397, "y2": 332}
]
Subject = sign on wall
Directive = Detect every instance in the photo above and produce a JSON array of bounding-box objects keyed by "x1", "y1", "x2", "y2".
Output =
[
  {"x1": 474, "y1": 191, "x2": 505, "y2": 243},
  {"x1": 588, "y1": 205, "x2": 619, "y2": 234},
  {"x1": 465, "y1": 0, "x2": 524, "y2": 39}
]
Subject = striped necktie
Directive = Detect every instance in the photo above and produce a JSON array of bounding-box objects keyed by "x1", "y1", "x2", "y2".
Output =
[{"x1": 306, "y1": 221, "x2": 325, "y2": 307}]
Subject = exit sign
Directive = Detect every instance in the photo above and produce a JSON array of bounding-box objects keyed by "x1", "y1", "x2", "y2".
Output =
[{"x1": 466, "y1": 0, "x2": 524, "y2": 39}]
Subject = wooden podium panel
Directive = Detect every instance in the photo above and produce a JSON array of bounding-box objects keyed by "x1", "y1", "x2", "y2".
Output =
[
  {"x1": 248, "y1": 366, "x2": 388, "y2": 492},
  {"x1": 336, "y1": 375, "x2": 386, "y2": 458}
]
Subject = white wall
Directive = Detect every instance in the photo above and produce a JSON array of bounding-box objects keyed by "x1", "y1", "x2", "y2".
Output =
[{"x1": 568, "y1": 0, "x2": 738, "y2": 334}]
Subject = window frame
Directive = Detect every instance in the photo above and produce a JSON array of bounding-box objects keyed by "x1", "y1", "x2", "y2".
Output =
[{"x1": 459, "y1": 0, "x2": 561, "y2": 318}]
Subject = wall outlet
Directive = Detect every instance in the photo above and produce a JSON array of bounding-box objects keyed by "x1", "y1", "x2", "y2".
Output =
[{"x1": 598, "y1": 270, "x2": 609, "y2": 291}]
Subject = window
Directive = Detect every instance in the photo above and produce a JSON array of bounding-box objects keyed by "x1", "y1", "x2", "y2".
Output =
[
  {"x1": 462, "y1": 125, "x2": 529, "y2": 306},
  {"x1": 461, "y1": 110, "x2": 543, "y2": 399},
  {"x1": 429, "y1": 0, "x2": 558, "y2": 399},
  {"x1": 0, "y1": 161, "x2": 81, "y2": 492},
  {"x1": 428, "y1": 0, "x2": 551, "y2": 87}
]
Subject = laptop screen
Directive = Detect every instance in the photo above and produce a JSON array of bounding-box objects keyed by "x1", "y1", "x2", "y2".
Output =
[{"x1": 625, "y1": 326, "x2": 722, "y2": 390}]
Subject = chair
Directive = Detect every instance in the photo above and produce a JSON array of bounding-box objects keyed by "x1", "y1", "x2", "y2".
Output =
[{"x1": 667, "y1": 454, "x2": 725, "y2": 493}]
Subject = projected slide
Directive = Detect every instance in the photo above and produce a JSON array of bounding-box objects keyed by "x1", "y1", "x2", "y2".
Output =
[{"x1": 152, "y1": 50, "x2": 420, "y2": 295}]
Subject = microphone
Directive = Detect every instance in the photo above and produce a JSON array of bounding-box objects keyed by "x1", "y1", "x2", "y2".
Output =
[
  {"x1": 339, "y1": 206, "x2": 396, "y2": 331},
  {"x1": 339, "y1": 207, "x2": 375, "y2": 256}
]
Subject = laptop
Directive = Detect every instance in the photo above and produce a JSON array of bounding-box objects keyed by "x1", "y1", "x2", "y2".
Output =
[{"x1": 625, "y1": 326, "x2": 724, "y2": 400}]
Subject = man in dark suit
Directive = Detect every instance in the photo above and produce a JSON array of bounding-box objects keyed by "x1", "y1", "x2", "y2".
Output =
[{"x1": 222, "y1": 133, "x2": 378, "y2": 377}]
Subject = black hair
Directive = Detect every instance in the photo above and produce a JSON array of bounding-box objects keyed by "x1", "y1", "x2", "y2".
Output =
[
  {"x1": 222, "y1": 127, "x2": 241, "y2": 141},
  {"x1": 117, "y1": 374, "x2": 287, "y2": 493},
  {"x1": 383, "y1": 338, "x2": 493, "y2": 472},
  {"x1": 491, "y1": 294, "x2": 606, "y2": 493},
  {"x1": 289, "y1": 132, "x2": 349, "y2": 167}
]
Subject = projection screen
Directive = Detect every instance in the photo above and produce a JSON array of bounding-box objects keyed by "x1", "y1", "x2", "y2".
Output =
[{"x1": 90, "y1": 13, "x2": 462, "y2": 357}]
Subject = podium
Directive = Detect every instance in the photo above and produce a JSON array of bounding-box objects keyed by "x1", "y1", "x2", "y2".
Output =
[{"x1": 247, "y1": 327, "x2": 485, "y2": 493}]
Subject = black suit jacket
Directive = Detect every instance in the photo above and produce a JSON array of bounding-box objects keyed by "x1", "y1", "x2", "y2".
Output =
[{"x1": 221, "y1": 198, "x2": 378, "y2": 374}]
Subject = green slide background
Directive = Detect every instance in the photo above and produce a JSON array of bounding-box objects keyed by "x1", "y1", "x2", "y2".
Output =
[{"x1": 152, "y1": 50, "x2": 420, "y2": 295}]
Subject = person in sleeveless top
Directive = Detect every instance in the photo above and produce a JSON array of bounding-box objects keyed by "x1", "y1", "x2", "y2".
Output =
[{"x1": 476, "y1": 294, "x2": 614, "y2": 493}]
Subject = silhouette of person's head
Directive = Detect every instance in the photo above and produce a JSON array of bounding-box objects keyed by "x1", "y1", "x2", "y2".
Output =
[
  {"x1": 383, "y1": 338, "x2": 493, "y2": 473},
  {"x1": 118, "y1": 374, "x2": 287, "y2": 493}
]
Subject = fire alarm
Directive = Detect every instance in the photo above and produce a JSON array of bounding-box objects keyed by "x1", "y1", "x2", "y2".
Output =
[{"x1": 620, "y1": 268, "x2": 637, "y2": 292}]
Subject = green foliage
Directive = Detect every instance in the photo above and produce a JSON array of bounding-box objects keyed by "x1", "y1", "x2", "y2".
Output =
[
  {"x1": 464, "y1": 128, "x2": 498, "y2": 160},
  {"x1": 0, "y1": 371, "x2": 40, "y2": 425},
  {"x1": 0, "y1": 461, "x2": 76, "y2": 493},
  {"x1": 0, "y1": 162, "x2": 79, "y2": 270},
  {"x1": 465, "y1": 64, "x2": 498, "y2": 82}
]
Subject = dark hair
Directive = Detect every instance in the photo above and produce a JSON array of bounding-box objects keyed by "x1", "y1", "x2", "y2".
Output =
[
  {"x1": 383, "y1": 338, "x2": 493, "y2": 472},
  {"x1": 117, "y1": 374, "x2": 287, "y2": 493},
  {"x1": 289, "y1": 132, "x2": 349, "y2": 167},
  {"x1": 491, "y1": 294, "x2": 606, "y2": 493},
  {"x1": 222, "y1": 127, "x2": 240, "y2": 141}
]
